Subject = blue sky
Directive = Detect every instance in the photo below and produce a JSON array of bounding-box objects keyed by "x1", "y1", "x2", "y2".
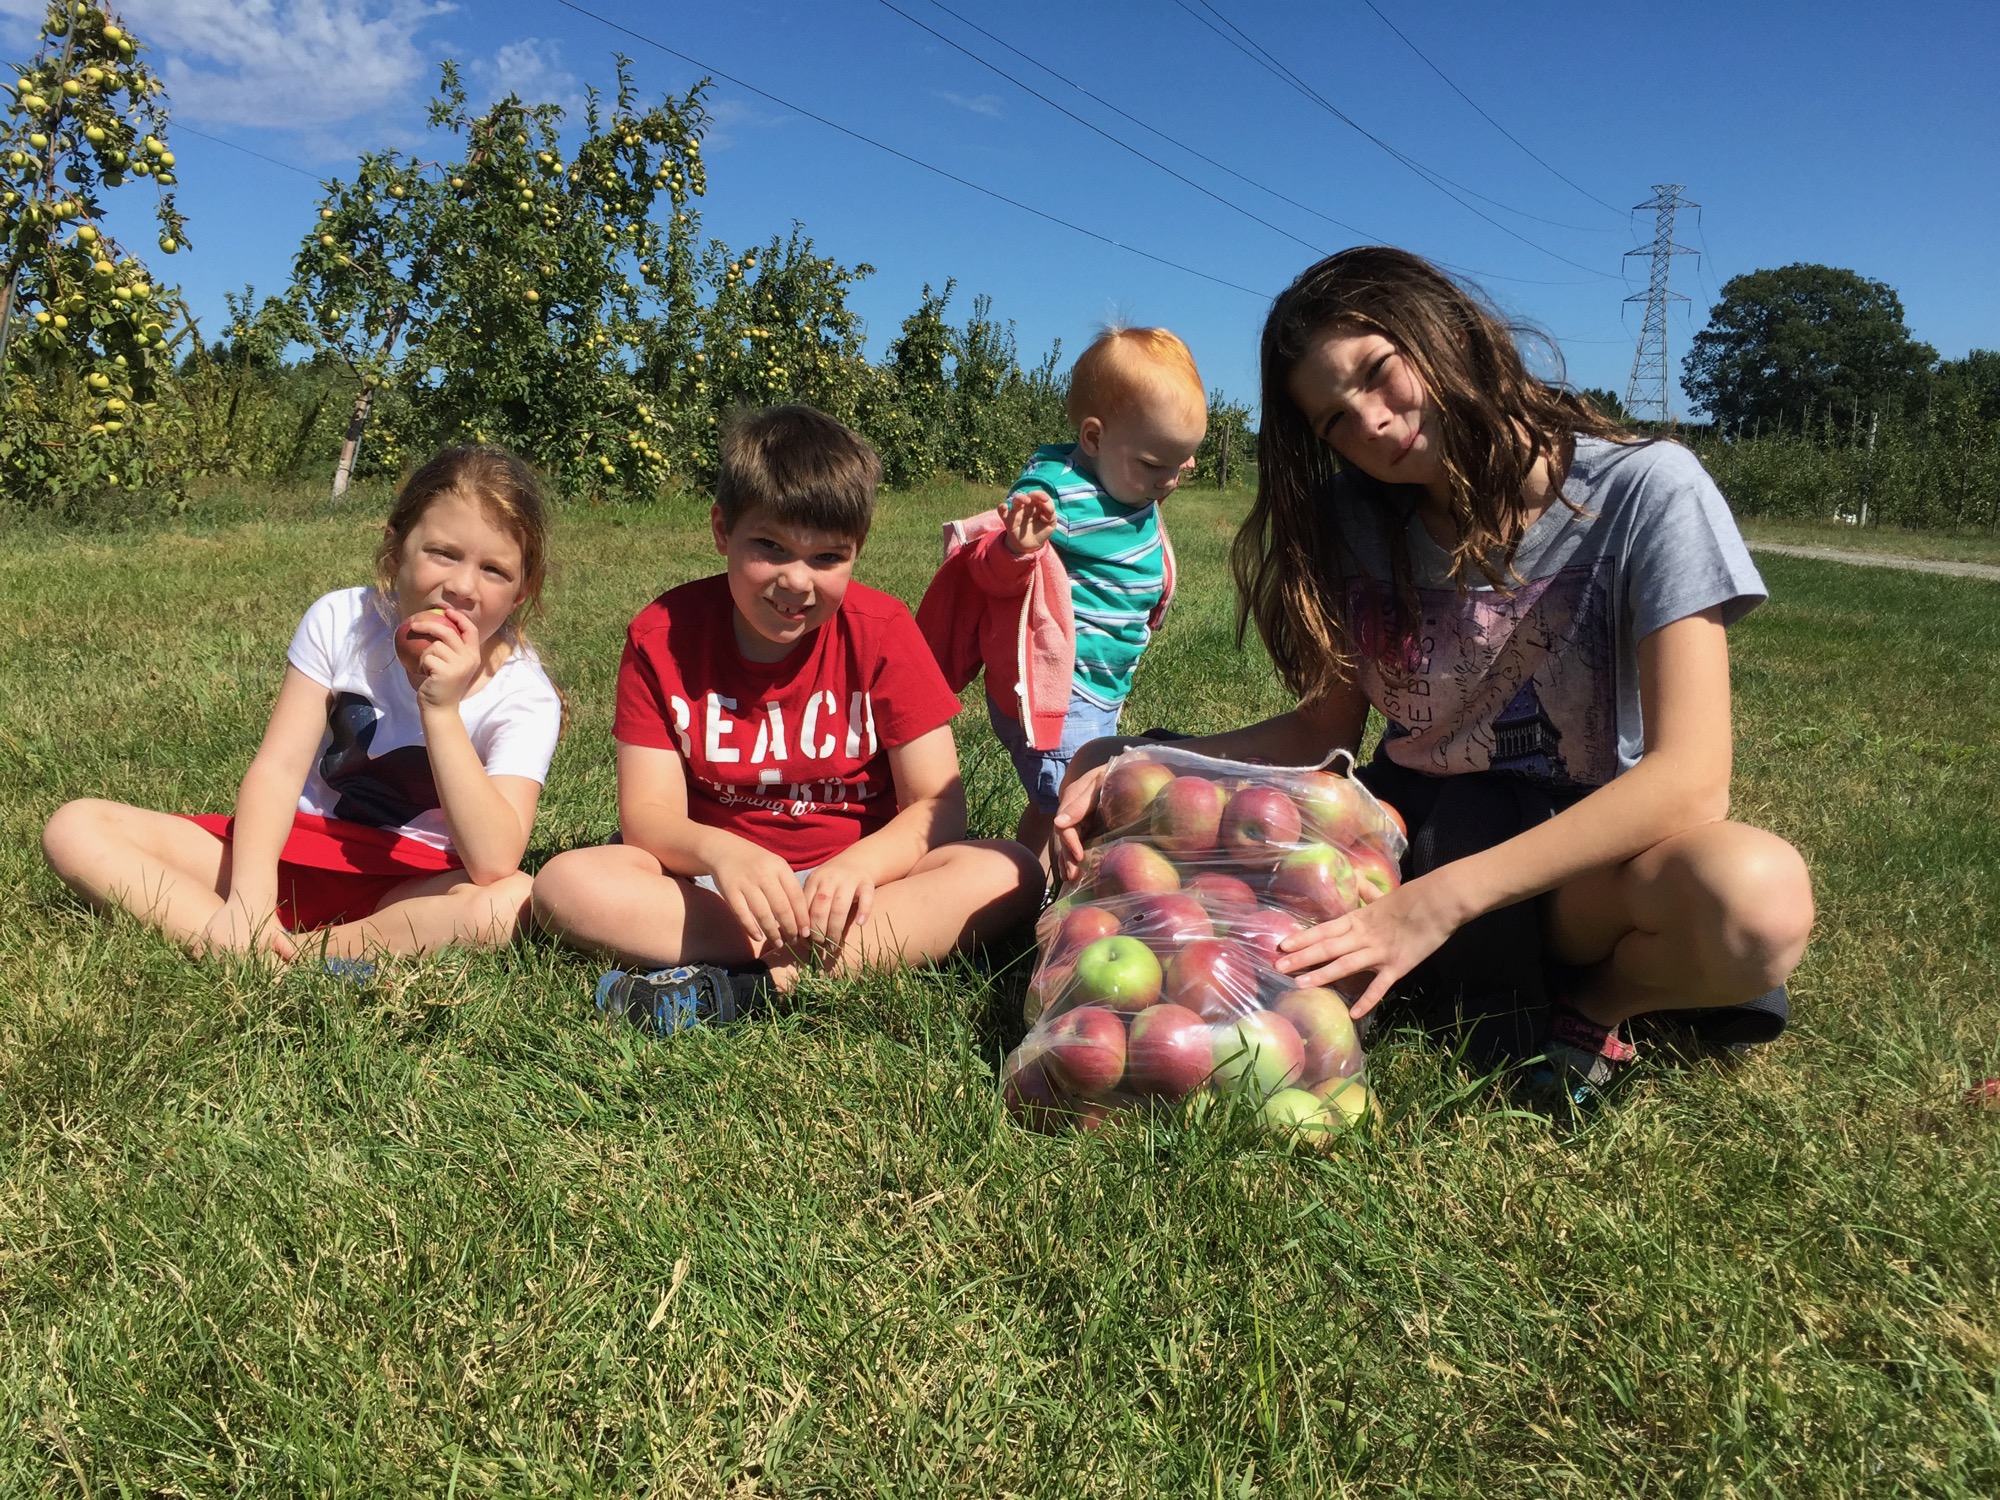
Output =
[{"x1": 8, "y1": 0, "x2": 1995, "y2": 415}]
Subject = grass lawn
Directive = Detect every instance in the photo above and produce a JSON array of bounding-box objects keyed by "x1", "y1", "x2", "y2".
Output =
[{"x1": 2, "y1": 479, "x2": 1996, "y2": 1496}]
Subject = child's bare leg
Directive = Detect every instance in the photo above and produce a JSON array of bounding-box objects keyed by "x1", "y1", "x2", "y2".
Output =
[
  {"x1": 318, "y1": 871, "x2": 535, "y2": 958},
  {"x1": 40, "y1": 799, "x2": 234, "y2": 945},
  {"x1": 1545, "y1": 820, "x2": 1814, "y2": 1026},
  {"x1": 530, "y1": 844, "x2": 788, "y2": 979},
  {"x1": 828, "y1": 839, "x2": 1043, "y2": 977},
  {"x1": 1013, "y1": 806, "x2": 1059, "y2": 877}
]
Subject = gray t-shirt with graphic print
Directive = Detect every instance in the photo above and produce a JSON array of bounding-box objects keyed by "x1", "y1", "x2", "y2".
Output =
[{"x1": 1335, "y1": 435, "x2": 1764, "y2": 790}]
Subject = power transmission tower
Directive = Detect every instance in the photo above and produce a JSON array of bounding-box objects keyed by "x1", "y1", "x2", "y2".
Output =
[{"x1": 1623, "y1": 184, "x2": 1699, "y2": 424}]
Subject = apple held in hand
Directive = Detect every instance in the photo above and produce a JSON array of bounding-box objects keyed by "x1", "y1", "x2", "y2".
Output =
[
  {"x1": 1149, "y1": 775, "x2": 1227, "y2": 855},
  {"x1": 1163, "y1": 938, "x2": 1261, "y2": 1021},
  {"x1": 1272, "y1": 987, "x2": 1363, "y2": 1085},
  {"x1": 395, "y1": 606, "x2": 450, "y2": 673},
  {"x1": 1210, "y1": 1009, "x2": 1306, "y2": 1099},
  {"x1": 1041, "y1": 1004, "x2": 1128, "y2": 1095},
  {"x1": 1125, "y1": 1003, "x2": 1215, "y2": 1097},
  {"x1": 1271, "y1": 842, "x2": 1359, "y2": 922},
  {"x1": 1092, "y1": 839, "x2": 1181, "y2": 899},
  {"x1": 1219, "y1": 784, "x2": 1303, "y2": 867},
  {"x1": 1068, "y1": 935, "x2": 1163, "y2": 1012},
  {"x1": 1100, "y1": 758, "x2": 1174, "y2": 834},
  {"x1": 1122, "y1": 891, "x2": 1212, "y2": 954}
]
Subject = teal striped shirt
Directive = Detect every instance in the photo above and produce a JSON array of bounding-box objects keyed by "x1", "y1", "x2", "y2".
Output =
[{"x1": 1012, "y1": 444, "x2": 1166, "y2": 707}]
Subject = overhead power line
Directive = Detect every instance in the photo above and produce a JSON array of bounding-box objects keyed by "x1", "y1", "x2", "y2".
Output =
[
  {"x1": 1351, "y1": 0, "x2": 1625, "y2": 219},
  {"x1": 874, "y1": 0, "x2": 1329, "y2": 258},
  {"x1": 1175, "y1": 0, "x2": 1621, "y2": 280},
  {"x1": 910, "y1": 0, "x2": 1599, "y2": 289},
  {"x1": 174, "y1": 124, "x2": 324, "y2": 180},
  {"x1": 545, "y1": 0, "x2": 1266, "y2": 299}
]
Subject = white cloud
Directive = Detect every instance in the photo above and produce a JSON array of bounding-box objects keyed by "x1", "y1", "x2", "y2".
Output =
[
  {"x1": 935, "y1": 90, "x2": 1002, "y2": 119},
  {"x1": 470, "y1": 36, "x2": 581, "y2": 114},
  {"x1": 704, "y1": 94, "x2": 790, "y2": 150},
  {"x1": 119, "y1": 0, "x2": 451, "y2": 132}
]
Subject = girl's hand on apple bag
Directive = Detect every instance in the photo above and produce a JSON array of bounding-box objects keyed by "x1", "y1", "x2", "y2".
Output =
[
  {"x1": 707, "y1": 843, "x2": 811, "y2": 955},
  {"x1": 411, "y1": 606, "x2": 482, "y2": 708},
  {"x1": 1272, "y1": 872, "x2": 1462, "y2": 1017},
  {"x1": 802, "y1": 858, "x2": 875, "y2": 951}
]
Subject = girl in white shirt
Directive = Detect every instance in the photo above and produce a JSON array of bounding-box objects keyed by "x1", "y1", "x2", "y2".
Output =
[{"x1": 43, "y1": 447, "x2": 563, "y2": 961}]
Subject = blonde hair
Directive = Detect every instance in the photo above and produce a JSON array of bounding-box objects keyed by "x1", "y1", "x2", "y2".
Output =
[
  {"x1": 374, "y1": 446, "x2": 553, "y2": 640},
  {"x1": 1065, "y1": 326, "x2": 1206, "y2": 429}
]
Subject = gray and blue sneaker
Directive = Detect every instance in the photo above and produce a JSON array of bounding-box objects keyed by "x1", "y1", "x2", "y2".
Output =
[{"x1": 595, "y1": 964, "x2": 753, "y2": 1036}]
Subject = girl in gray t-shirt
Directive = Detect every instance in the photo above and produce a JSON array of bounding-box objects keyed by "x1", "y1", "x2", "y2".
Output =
[{"x1": 1056, "y1": 246, "x2": 1813, "y2": 1097}]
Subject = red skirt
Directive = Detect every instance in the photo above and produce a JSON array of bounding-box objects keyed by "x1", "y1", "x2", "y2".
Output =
[{"x1": 182, "y1": 811, "x2": 462, "y2": 932}]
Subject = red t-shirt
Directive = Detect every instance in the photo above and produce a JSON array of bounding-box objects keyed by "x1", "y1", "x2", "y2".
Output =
[{"x1": 614, "y1": 574, "x2": 963, "y2": 869}]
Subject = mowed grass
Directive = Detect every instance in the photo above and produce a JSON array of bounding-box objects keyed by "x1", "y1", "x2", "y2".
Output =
[
  {"x1": 1737, "y1": 514, "x2": 2000, "y2": 568},
  {"x1": 1, "y1": 480, "x2": 1996, "y2": 1497}
]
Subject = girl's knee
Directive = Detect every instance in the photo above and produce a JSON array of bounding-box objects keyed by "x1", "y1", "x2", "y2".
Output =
[
  {"x1": 41, "y1": 797, "x2": 111, "y2": 873},
  {"x1": 1690, "y1": 830, "x2": 1814, "y2": 989},
  {"x1": 529, "y1": 848, "x2": 606, "y2": 930}
]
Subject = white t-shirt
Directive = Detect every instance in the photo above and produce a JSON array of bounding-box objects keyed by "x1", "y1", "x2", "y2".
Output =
[{"x1": 286, "y1": 587, "x2": 562, "y2": 853}]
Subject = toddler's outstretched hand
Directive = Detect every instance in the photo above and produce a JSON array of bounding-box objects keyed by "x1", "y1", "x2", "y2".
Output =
[{"x1": 1001, "y1": 490, "x2": 1058, "y2": 556}]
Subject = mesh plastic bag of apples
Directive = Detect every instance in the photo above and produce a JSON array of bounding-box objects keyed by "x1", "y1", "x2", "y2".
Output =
[{"x1": 1001, "y1": 744, "x2": 1408, "y2": 1145}]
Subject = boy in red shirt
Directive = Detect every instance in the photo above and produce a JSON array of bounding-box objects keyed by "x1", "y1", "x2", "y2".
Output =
[{"x1": 532, "y1": 406, "x2": 1043, "y2": 1029}]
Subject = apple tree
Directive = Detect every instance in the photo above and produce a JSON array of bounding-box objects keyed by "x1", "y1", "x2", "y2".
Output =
[
  {"x1": 290, "y1": 60, "x2": 709, "y2": 499},
  {"x1": 0, "y1": 0, "x2": 190, "y2": 505}
]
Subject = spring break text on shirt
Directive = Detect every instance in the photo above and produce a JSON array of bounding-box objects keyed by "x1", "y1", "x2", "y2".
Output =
[{"x1": 664, "y1": 689, "x2": 881, "y2": 816}]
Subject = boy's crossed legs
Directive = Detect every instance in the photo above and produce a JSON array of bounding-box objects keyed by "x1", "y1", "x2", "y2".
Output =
[{"x1": 531, "y1": 838, "x2": 1041, "y2": 991}]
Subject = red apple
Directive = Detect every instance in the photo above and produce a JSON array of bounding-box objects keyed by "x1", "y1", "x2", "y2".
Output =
[
  {"x1": 1272, "y1": 987, "x2": 1363, "y2": 1086},
  {"x1": 1209, "y1": 1009, "x2": 1306, "y2": 1098},
  {"x1": 1219, "y1": 784, "x2": 1303, "y2": 867},
  {"x1": 1225, "y1": 905, "x2": 1305, "y2": 961},
  {"x1": 1121, "y1": 891, "x2": 1212, "y2": 954},
  {"x1": 1125, "y1": 1003, "x2": 1215, "y2": 1097},
  {"x1": 1149, "y1": 775, "x2": 1226, "y2": 855},
  {"x1": 1002, "y1": 1054, "x2": 1073, "y2": 1133},
  {"x1": 1348, "y1": 844, "x2": 1398, "y2": 903},
  {"x1": 1067, "y1": 935, "x2": 1162, "y2": 1012},
  {"x1": 1092, "y1": 839, "x2": 1181, "y2": 899},
  {"x1": 1377, "y1": 799, "x2": 1408, "y2": 841},
  {"x1": 1100, "y1": 758, "x2": 1175, "y2": 834},
  {"x1": 1163, "y1": 938, "x2": 1261, "y2": 1021},
  {"x1": 1270, "y1": 843, "x2": 1359, "y2": 922},
  {"x1": 1041, "y1": 1004, "x2": 1128, "y2": 1095},
  {"x1": 1296, "y1": 771, "x2": 1367, "y2": 848},
  {"x1": 1049, "y1": 902, "x2": 1121, "y2": 959},
  {"x1": 394, "y1": 606, "x2": 449, "y2": 672},
  {"x1": 1187, "y1": 870, "x2": 1259, "y2": 915}
]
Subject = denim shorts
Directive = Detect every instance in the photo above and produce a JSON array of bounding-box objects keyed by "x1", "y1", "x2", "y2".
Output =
[{"x1": 988, "y1": 688, "x2": 1125, "y2": 814}]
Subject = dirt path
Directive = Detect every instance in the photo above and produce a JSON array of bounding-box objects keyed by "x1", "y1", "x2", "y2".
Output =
[{"x1": 1749, "y1": 542, "x2": 2000, "y2": 583}]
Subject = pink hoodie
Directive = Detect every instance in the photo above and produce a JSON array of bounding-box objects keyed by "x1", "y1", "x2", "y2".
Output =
[{"x1": 915, "y1": 507, "x2": 1177, "y2": 751}]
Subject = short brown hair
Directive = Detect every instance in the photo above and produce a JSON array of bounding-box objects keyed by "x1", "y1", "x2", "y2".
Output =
[
  {"x1": 375, "y1": 445, "x2": 552, "y2": 637},
  {"x1": 715, "y1": 405, "x2": 881, "y2": 540},
  {"x1": 1065, "y1": 327, "x2": 1205, "y2": 429}
]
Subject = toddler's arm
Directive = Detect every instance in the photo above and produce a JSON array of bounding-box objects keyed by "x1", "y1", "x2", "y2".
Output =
[
  {"x1": 800, "y1": 725, "x2": 967, "y2": 949},
  {"x1": 616, "y1": 741, "x2": 810, "y2": 954},
  {"x1": 411, "y1": 607, "x2": 540, "y2": 883},
  {"x1": 1002, "y1": 488, "x2": 1058, "y2": 556}
]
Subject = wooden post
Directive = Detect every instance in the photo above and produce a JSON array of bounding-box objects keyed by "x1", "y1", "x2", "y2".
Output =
[
  {"x1": 331, "y1": 382, "x2": 376, "y2": 501},
  {"x1": 1217, "y1": 426, "x2": 1231, "y2": 489}
]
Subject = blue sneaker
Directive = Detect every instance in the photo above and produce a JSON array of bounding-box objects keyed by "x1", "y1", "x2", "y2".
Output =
[{"x1": 595, "y1": 964, "x2": 745, "y2": 1036}]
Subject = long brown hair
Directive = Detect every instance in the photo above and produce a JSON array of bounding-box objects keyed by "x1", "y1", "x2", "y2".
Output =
[
  {"x1": 1233, "y1": 247, "x2": 1635, "y2": 704},
  {"x1": 374, "y1": 446, "x2": 552, "y2": 643}
]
